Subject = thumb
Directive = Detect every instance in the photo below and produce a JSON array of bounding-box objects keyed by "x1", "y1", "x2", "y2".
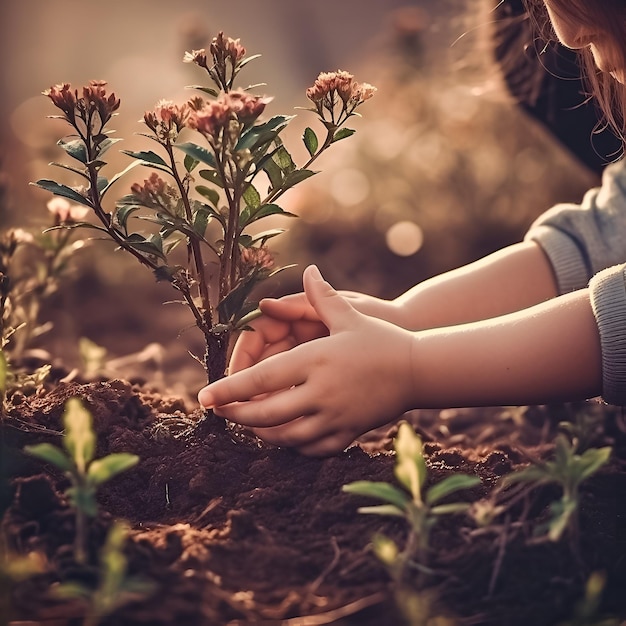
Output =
[{"x1": 303, "y1": 265, "x2": 359, "y2": 332}]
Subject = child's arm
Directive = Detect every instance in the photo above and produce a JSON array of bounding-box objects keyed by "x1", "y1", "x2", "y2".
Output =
[
  {"x1": 200, "y1": 265, "x2": 601, "y2": 456},
  {"x1": 229, "y1": 240, "x2": 558, "y2": 373}
]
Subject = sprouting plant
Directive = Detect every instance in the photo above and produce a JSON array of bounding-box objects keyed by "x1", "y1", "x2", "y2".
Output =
[
  {"x1": 503, "y1": 434, "x2": 611, "y2": 543},
  {"x1": 24, "y1": 398, "x2": 139, "y2": 564},
  {"x1": 33, "y1": 33, "x2": 375, "y2": 385},
  {"x1": 558, "y1": 407, "x2": 608, "y2": 453},
  {"x1": 557, "y1": 572, "x2": 621, "y2": 626},
  {"x1": 0, "y1": 538, "x2": 45, "y2": 626},
  {"x1": 1, "y1": 205, "x2": 86, "y2": 361},
  {"x1": 53, "y1": 520, "x2": 152, "y2": 626},
  {"x1": 343, "y1": 422, "x2": 481, "y2": 583},
  {"x1": 0, "y1": 206, "x2": 86, "y2": 406}
]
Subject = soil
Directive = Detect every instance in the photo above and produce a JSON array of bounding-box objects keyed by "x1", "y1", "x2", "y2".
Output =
[{"x1": 2, "y1": 372, "x2": 626, "y2": 626}]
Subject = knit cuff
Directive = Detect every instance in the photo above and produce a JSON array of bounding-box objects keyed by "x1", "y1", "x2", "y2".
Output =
[
  {"x1": 589, "y1": 265, "x2": 626, "y2": 406},
  {"x1": 525, "y1": 225, "x2": 589, "y2": 294}
]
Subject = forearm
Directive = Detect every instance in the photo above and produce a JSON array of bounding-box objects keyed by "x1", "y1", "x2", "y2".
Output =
[
  {"x1": 394, "y1": 241, "x2": 559, "y2": 330},
  {"x1": 409, "y1": 288, "x2": 602, "y2": 408}
]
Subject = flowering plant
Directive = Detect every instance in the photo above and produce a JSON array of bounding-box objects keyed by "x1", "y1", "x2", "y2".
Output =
[{"x1": 34, "y1": 32, "x2": 375, "y2": 384}]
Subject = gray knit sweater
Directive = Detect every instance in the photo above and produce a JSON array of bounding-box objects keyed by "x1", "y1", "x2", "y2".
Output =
[{"x1": 525, "y1": 159, "x2": 626, "y2": 405}]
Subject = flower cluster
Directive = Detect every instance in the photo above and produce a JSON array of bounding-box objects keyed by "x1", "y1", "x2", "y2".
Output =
[
  {"x1": 143, "y1": 100, "x2": 190, "y2": 141},
  {"x1": 240, "y1": 246, "x2": 274, "y2": 274},
  {"x1": 306, "y1": 70, "x2": 376, "y2": 123},
  {"x1": 44, "y1": 80, "x2": 120, "y2": 127},
  {"x1": 130, "y1": 172, "x2": 179, "y2": 213},
  {"x1": 187, "y1": 89, "x2": 271, "y2": 142},
  {"x1": 184, "y1": 32, "x2": 248, "y2": 90},
  {"x1": 47, "y1": 198, "x2": 89, "y2": 225}
]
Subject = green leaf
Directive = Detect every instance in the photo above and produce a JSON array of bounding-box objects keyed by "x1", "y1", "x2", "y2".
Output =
[
  {"x1": 343, "y1": 481, "x2": 409, "y2": 509},
  {"x1": 58, "y1": 138, "x2": 87, "y2": 164},
  {"x1": 184, "y1": 154, "x2": 200, "y2": 173},
  {"x1": 303, "y1": 127, "x2": 318, "y2": 156},
  {"x1": 126, "y1": 233, "x2": 167, "y2": 261},
  {"x1": 199, "y1": 169, "x2": 224, "y2": 188},
  {"x1": 332, "y1": 128, "x2": 356, "y2": 143},
  {"x1": 95, "y1": 137, "x2": 123, "y2": 159},
  {"x1": 249, "y1": 228, "x2": 285, "y2": 245},
  {"x1": 87, "y1": 453, "x2": 139, "y2": 486},
  {"x1": 236, "y1": 53, "x2": 262, "y2": 70},
  {"x1": 31, "y1": 180, "x2": 93, "y2": 207},
  {"x1": 394, "y1": 422, "x2": 427, "y2": 499},
  {"x1": 272, "y1": 145, "x2": 296, "y2": 174},
  {"x1": 62, "y1": 398, "x2": 96, "y2": 475},
  {"x1": 53, "y1": 582, "x2": 92, "y2": 600},
  {"x1": 192, "y1": 207, "x2": 211, "y2": 238},
  {"x1": 357, "y1": 504, "x2": 405, "y2": 517},
  {"x1": 24, "y1": 443, "x2": 73, "y2": 472},
  {"x1": 121, "y1": 149, "x2": 169, "y2": 169},
  {"x1": 176, "y1": 142, "x2": 216, "y2": 167},
  {"x1": 242, "y1": 184, "x2": 261, "y2": 209},
  {"x1": 100, "y1": 161, "x2": 142, "y2": 198},
  {"x1": 236, "y1": 115, "x2": 294, "y2": 152},
  {"x1": 240, "y1": 204, "x2": 296, "y2": 230},
  {"x1": 546, "y1": 498, "x2": 577, "y2": 541},
  {"x1": 217, "y1": 272, "x2": 260, "y2": 323},
  {"x1": 195, "y1": 185, "x2": 220, "y2": 208},
  {"x1": 114, "y1": 205, "x2": 140, "y2": 232},
  {"x1": 281, "y1": 169, "x2": 316, "y2": 191},
  {"x1": 186, "y1": 85, "x2": 219, "y2": 97},
  {"x1": 261, "y1": 156, "x2": 283, "y2": 191},
  {"x1": 429, "y1": 502, "x2": 471, "y2": 516},
  {"x1": 426, "y1": 474, "x2": 481, "y2": 505},
  {"x1": 577, "y1": 446, "x2": 611, "y2": 481},
  {"x1": 49, "y1": 161, "x2": 89, "y2": 180}
]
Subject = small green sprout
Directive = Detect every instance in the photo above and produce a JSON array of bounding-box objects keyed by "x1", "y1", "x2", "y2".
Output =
[
  {"x1": 503, "y1": 434, "x2": 611, "y2": 542},
  {"x1": 557, "y1": 572, "x2": 620, "y2": 626},
  {"x1": 24, "y1": 398, "x2": 139, "y2": 564},
  {"x1": 343, "y1": 422, "x2": 480, "y2": 582},
  {"x1": 54, "y1": 520, "x2": 152, "y2": 626}
]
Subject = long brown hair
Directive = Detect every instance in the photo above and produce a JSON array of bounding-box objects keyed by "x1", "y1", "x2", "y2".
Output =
[{"x1": 524, "y1": 0, "x2": 626, "y2": 140}]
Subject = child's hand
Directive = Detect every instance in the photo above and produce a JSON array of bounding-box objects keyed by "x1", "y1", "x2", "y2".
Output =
[
  {"x1": 198, "y1": 265, "x2": 417, "y2": 456},
  {"x1": 229, "y1": 286, "x2": 405, "y2": 375}
]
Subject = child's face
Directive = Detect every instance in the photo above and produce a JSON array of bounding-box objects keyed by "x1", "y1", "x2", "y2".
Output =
[{"x1": 543, "y1": 0, "x2": 625, "y2": 83}]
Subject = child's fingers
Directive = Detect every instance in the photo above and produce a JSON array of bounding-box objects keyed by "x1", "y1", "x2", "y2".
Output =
[
  {"x1": 199, "y1": 350, "x2": 307, "y2": 411},
  {"x1": 252, "y1": 415, "x2": 337, "y2": 448},
  {"x1": 213, "y1": 384, "x2": 314, "y2": 428},
  {"x1": 260, "y1": 293, "x2": 319, "y2": 322}
]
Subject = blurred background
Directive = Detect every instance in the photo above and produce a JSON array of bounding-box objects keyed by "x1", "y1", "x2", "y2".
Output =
[{"x1": 0, "y1": 0, "x2": 603, "y2": 397}]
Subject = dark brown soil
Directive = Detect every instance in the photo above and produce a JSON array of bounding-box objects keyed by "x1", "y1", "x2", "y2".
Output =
[{"x1": 2, "y1": 378, "x2": 626, "y2": 626}]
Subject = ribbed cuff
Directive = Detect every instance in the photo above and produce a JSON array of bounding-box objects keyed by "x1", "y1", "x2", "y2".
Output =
[
  {"x1": 525, "y1": 225, "x2": 589, "y2": 294},
  {"x1": 589, "y1": 265, "x2": 626, "y2": 406}
]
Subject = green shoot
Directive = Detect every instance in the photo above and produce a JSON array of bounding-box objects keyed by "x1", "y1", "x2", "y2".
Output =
[
  {"x1": 343, "y1": 421, "x2": 480, "y2": 583},
  {"x1": 24, "y1": 398, "x2": 139, "y2": 564},
  {"x1": 54, "y1": 521, "x2": 152, "y2": 626},
  {"x1": 503, "y1": 434, "x2": 611, "y2": 542}
]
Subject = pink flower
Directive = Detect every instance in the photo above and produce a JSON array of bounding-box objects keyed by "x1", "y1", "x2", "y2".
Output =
[
  {"x1": 210, "y1": 32, "x2": 246, "y2": 66},
  {"x1": 240, "y1": 246, "x2": 274, "y2": 273},
  {"x1": 144, "y1": 100, "x2": 190, "y2": 139},
  {"x1": 47, "y1": 198, "x2": 89, "y2": 224}
]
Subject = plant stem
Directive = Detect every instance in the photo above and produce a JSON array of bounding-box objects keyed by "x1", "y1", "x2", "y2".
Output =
[
  {"x1": 164, "y1": 142, "x2": 213, "y2": 322},
  {"x1": 74, "y1": 507, "x2": 87, "y2": 565}
]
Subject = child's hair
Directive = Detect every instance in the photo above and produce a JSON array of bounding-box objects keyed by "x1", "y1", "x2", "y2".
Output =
[{"x1": 524, "y1": 0, "x2": 626, "y2": 141}]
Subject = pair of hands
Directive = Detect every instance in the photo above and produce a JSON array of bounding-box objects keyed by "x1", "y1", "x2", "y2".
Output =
[{"x1": 198, "y1": 265, "x2": 417, "y2": 456}]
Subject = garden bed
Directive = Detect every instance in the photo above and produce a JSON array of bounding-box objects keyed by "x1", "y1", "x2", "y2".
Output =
[{"x1": 3, "y1": 374, "x2": 626, "y2": 625}]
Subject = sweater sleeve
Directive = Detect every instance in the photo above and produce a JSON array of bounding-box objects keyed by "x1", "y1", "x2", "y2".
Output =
[
  {"x1": 589, "y1": 264, "x2": 626, "y2": 405},
  {"x1": 525, "y1": 159, "x2": 626, "y2": 294}
]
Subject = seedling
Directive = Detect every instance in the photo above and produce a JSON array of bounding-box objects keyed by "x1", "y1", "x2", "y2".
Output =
[
  {"x1": 343, "y1": 422, "x2": 480, "y2": 582},
  {"x1": 54, "y1": 520, "x2": 152, "y2": 626},
  {"x1": 34, "y1": 32, "x2": 375, "y2": 384},
  {"x1": 503, "y1": 434, "x2": 611, "y2": 542},
  {"x1": 24, "y1": 398, "x2": 139, "y2": 564}
]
